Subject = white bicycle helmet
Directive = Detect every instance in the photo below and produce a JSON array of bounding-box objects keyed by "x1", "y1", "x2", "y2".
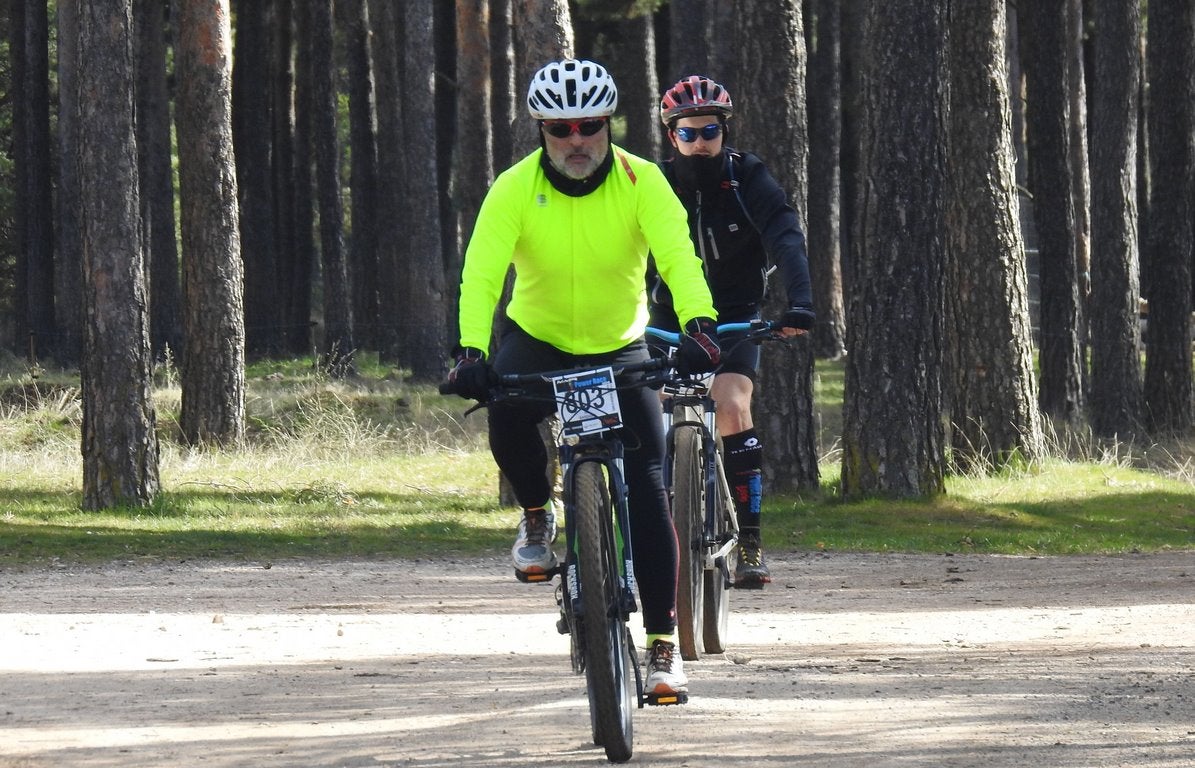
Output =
[{"x1": 527, "y1": 59, "x2": 618, "y2": 120}]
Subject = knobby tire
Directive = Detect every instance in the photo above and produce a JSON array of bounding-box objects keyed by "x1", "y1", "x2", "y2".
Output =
[
  {"x1": 671, "y1": 425, "x2": 705, "y2": 661},
  {"x1": 702, "y1": 448, "x2": 732, "y2": 653},
  {"x1": 574, "y1": 461, "x2": 634, "y2": 763}
]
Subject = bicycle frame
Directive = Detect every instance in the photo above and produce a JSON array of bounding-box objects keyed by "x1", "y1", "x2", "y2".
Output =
[
  {"x1": 556, "y1": 437, "x2": 640, "y2": 647},
  {"x1": 661, "y1": 382, "x2": 740, "y2": 583}
]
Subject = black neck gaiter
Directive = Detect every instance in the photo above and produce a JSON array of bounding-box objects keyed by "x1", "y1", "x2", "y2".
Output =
[
  {"x1": 540, "y1": 146, "x2": 615, "y2": 197},
  {"x1": 672, "y1": 150, "x2": 726, "y2": 197}
]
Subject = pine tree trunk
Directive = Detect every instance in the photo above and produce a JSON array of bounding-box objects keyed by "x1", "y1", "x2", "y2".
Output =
[
  {"x1": 76, "y1": 0, "x2": 160, "y2": 509},
  {"x1": 945, "y1": 0, "x2": 1044, "y2": 469},
  {"x1": 290, "y1": 2, "x2": 318, "y2": 358},
  {"x1": 136, "y1": 0, "x2": 182, "y2": 362},
  {"x1": 272, "y1": 0, "x2": 304, "y2": 355},
  {"x1": 369, "y1": 0, "x2": 406, "y2": 362},
  {"x1": 232, "y1": 0, "x2": 280, "y2": 356},
  {"x1": 12, "y1": 0, "x2": 56, "y2": 363},
  {"x1": 54, "y1": 0, "x2": 84, "y2": 366},
  {"x1": 454, "y1": 0, "x2": 495, "y2": 344},
  {"x1": 1143, "y1": 0, "x2": 1195, "y2": 434},
  {"x1": 807, "y1": 0, "x2": 847, "y2": 360},
  {"x1": 735, "y1": 0, "x2": 819, "y2": 492},
  {"x1": 1088, "y1": 0, "x2": 1143, "y2": 437},
  {"x1": 340, "y1": 0, "x2": 381, "y2": 352},
  {"x1": 1020, "y1": 0, "x2": 1085, "y2": 426},
  {"x1": 175, "y1": 0, "x2": 246, "y2": 446},
  {"x1": 401, "y1": 0, "x2": 448, "y2": 381},
  {"x1": 841, "y1": 1, "x2": 948, "y2": 499}
]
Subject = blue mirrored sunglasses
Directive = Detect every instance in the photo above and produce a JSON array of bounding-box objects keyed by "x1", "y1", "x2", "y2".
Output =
[{"x1": 675, "y1": 123, "x2": 723, "y2": 143}]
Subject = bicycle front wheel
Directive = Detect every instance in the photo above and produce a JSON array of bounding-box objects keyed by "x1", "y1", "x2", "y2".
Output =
[
  {"x1": 670, "y1": 426, "x2": 705, "y2": 661},
  {"x1": 574, "y1": 461, "x2": 635, "y2": 763},
  {"x1": 702, "y1": 448, "x2": 733, "y2": 654}
]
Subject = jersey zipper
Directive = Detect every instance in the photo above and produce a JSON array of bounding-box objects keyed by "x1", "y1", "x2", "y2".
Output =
[{"x1": 695, "y1": 190, "x2": 720, "y2": 272}]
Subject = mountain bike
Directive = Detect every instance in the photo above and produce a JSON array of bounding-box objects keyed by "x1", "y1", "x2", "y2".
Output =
[
  {"x1": 442, "y1": 355, "x2": 686, "y2": 763},
  {"x1": 647, "y1": 320, "x2": 785, "y2": 660}
]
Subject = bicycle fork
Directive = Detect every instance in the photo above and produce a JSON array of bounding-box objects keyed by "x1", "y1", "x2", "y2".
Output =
[
  {"x1": 666, "y1": 398, "x2": 740, "y2": 588},
  {"x1": 553, "y1": 444, "x2": 641, "y2": 669}
]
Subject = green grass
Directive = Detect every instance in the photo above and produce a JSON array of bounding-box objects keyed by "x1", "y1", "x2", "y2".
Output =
[
  {"x1": 775, "y1": 461, "x2": 1195, "y2": 554},
  {"x1": 1, "y1": 356, "x2": 1193, "y2": 566}
]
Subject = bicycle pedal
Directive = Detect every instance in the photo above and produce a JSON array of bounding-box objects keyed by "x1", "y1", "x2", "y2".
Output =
[
  {"x1": 514, "y1": 568, "x2": 555, "y2": 584},
  {"x1": 734, "y1": 579, "x2": 767, "y2": 590},
  {"x1": 643, "y1": 690, "x2": 689, "y2": 706}
]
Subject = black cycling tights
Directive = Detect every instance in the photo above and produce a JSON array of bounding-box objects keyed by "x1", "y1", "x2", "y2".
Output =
[{"x1": 487, "y1": 324, "x2": 678, "y2": 636}]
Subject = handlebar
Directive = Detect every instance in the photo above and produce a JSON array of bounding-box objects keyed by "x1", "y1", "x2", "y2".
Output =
[
  {"x1": 440, "y1": 320, "x2": 786, "y2": 403},
  {"x1": 438, "y1": 354, "x2": 676, "y2": 401},
  {"x1": 644, "y1": 319, "x2": 782, "y2": 347}
]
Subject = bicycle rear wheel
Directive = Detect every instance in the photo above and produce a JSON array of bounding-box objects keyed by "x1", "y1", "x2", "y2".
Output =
[
  {"x1": 702, "y1": 449, "x2": 733, "y2": 654},
  {"x1": 574, "y1": 461, "x2": 634, "y2": 763},
  {"x1": 670, "y1": 425, "x2": 705, "y2": 661}
]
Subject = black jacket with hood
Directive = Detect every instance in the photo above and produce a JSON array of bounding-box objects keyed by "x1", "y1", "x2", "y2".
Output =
[{"x1": 647, "y1": 147, "x2": 812, "y2": 327}]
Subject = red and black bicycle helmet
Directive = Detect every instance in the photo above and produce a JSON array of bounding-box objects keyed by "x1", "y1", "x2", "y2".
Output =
[{"x1": 659, "y1": 75, "x2": 733, "y2": 126}]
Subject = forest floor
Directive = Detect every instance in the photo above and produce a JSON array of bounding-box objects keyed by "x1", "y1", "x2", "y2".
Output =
[{"x1": 2, "y1": 550, "x2": 1193, "y2": 767}]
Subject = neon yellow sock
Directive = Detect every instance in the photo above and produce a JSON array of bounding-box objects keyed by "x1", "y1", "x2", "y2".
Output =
[{"x1": 646, "y1": 633, "x2": 675, "y2": 647}]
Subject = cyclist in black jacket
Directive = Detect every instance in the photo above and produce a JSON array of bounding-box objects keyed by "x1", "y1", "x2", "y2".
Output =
[{"x1": 648, "y1": 75, "x2": 815, "y2": 587}]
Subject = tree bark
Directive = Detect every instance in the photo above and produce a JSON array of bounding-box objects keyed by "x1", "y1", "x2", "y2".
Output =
[
  {"x1": 232, "y1": 0, "x2": 280, "y2": 356},
  {"x1": 339, "y1": 0, "x2": 380, "y2": 352},
  {"x1": 1142, "y1": 0, "x2": 1195, "y2": 435},
  {"x1": 945, "y1": 0, "x2": 1043, "y2": 469},
  {"x1": 76, "y1": 0, "x2": 160, "y2": 509},
  {"x1": 271, "y1": 0, "x2": 305, "y2": 355},
  {"x1": 289, "y1": 1, "x2": 318, "y2": 358},
  {"x1": 175, "y1": 0, "x2": 246, "y2": 446},
  {"x1": 667, "y1": 0, "x2": 710, "y2": 80},
  {"x1": 400, "y1": 1, "x2": 448, "y2": 381},
  {"x1": 54, "y1": 0, "x2": 84, "y2": 367},
  {"x1": 11, "y1": 0, "x2": 56, "y2": 363},
  {"x1": 734, "y1": 0, "x2": 819, "y2": 492},
  {"x1": 369, "y1": 0, "x2": 406, "y2": 362},
  {"x1": 136, "y1": 0, "x2": 182, "y2": 362},
  {"x1": 453, "y1": 0, "x2": 495, "y2": 344},
  {"x1": 597, "y1": 14, "x2": 660, "y2": 160},
  {"x1": 308, "y1": 0, "x2": 355, "y2": 375},
  {"x1": 841, "y1": 1, "x2": 948, "y2": 499},
  {"x1": 490, "y1": 0, "x2": 517, "y2": 172},
  {"x1": 511, "y1": 0, "x2": 574, "y2": 156},
  {"x1": 806, "y1": 0, "x2": 847, "y2": 360},
  {"x1": 1020, "y1": 0, "x2": 1085, "y2": 426},
  {"x1": 1087, "y1": 0, "x2": 1142, "y2": 438}
]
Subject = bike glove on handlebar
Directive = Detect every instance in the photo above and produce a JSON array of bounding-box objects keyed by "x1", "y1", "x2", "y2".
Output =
[
  {"x1": 445, "y1": 346, "x2": 493, "y2": 402},
  {"x1": 782, "y1": 305, "x2": 816, "y2": 332},
  {"x1": 678, "y1": 317, "x2": 722, "y2": 375}
]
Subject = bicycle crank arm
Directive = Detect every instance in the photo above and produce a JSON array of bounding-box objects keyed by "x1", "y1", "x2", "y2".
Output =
[{"x1": 714, "y1": 554, "x2": 734, "y2": 590}]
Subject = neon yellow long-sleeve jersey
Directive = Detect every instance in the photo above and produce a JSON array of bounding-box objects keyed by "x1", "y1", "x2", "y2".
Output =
[{"x1": 457, "y1": 146, "x2": 716, "y2": 356}]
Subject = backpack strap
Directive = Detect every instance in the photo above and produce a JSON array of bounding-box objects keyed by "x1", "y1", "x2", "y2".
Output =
[{"x1": 723, "y1": 150, "x2": 759, "y2": 233}]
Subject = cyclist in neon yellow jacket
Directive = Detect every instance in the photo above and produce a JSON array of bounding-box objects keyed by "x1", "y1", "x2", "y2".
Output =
[{"x1": 444, "y1": 59, "x2": 720, "y2": 698}]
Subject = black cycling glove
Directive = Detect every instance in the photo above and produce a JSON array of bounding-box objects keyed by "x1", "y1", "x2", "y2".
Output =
[
  {"x1": 444, "y1": 346, "x2": 493, "y2": 402},
  {"x1": 782, "y1": 305, "x2": 816, "y2": 332},
  {"x1": 677, "y1": 317, "x2": 722, "y2": 375}
]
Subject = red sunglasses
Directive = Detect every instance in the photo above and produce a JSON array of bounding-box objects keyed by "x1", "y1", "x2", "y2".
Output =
[{"x1": 541, "y1": 118, "x2": 608, "y2": 138}]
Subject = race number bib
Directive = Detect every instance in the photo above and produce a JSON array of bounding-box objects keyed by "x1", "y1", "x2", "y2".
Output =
[{"x1": 551, "y1": 366, "x2": 623, "y2": 436}]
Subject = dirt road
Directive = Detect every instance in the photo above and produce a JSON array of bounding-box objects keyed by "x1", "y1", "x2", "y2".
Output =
[{"x1": 2, "y1": 551, "x2": 1193, "y2": 767}]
